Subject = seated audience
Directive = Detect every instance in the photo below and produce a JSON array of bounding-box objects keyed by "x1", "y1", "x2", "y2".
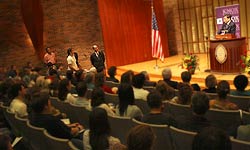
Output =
[
  {"x1": 74, "y1": 70, "x2": 85, "y2": 85},
  {"x1": 29, "y1": 91, "x2": 84, "y2": 139},
  {"x1": 84, "y1": 72, "x2": 95, "y2": 90},
  {"x1": 126, "y1": 125, "x2": 155, "y2": 150},
  {"x1": 140, "y1": 71, "x2": 156, "y2": 87},
  {"x1": 202, "y1": 74, "x2": 217, "y2": 93},
  {"x1": 120, "y1": 70, "x2": 134, "y2": 85},
  {"x1": 0, "y1": 134, "x2": 13, "y2": 150},
  {"x1": 7, "y1": 65, "x2": 17, "y2": 78},
  {"x1": 162, "y1": 68, "x2": 178, "y2": 89},
  {"x1": 95, "y1": 72, "x2": 115, "y2": 94},
  {"x1": 74, "y1": 82, "x2": 90, "y2": 108},
  {"x1": 9, "y1": 83, "x2": 28, "y2": 117},
  {"x1": 181, "y1": 71, "x2": 200, "y2": 91},
  {"x1": 58, "y1": 79, "x2": 76, "y2": 103},
  {"x1": 132, "y1": 73, "x2": 149, "y2": 101},
  {"x1": 155, "y1": 80, "x2": 176, "y2": 101},
  {"x1": 141, "y1": 91, "x2": 176, "y2": 126},
  {"x1": 209, "y1": 80, "x2": 238, "y2": 110},
  {"x1": 83, "y1": 107, "x2": 120, "y2": 150},
  {"x1": 231, "y1": 74, "x2": 250, "y2": 96},
  {"x1": 192, "y1": 127, "x2": 232, "y2": 150},
  {"x1": 115, "y1": 84, "x2": 142, "y2": 118},
  {"x1": 176, "y1": 92, "x2": 211, "y2": 132},
  {"x1": 237, "y1": 124, "x2": 250, "y2": 141},
  {"x1": 91, "y1": 87, "x2": 115, "y2": 116},
  {"x1": 171, "y1": 83, "x2": 193, "y2": 105},
  {"x1": 106, "y1": 66, "x2": 119, "y2": 83}
]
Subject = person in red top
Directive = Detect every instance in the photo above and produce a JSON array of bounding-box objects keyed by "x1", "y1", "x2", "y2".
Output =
[{"x1": 44, "y1": 47, "x2": 56, "y2": 66}]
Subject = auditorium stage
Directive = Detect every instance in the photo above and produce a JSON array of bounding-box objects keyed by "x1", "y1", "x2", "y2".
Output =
[{"x1": 116, "y1": 54, "x2": 247, "y2": 89}]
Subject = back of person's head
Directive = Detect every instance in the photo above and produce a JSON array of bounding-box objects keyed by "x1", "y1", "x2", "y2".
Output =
[
  {"x1": 108, "y1": 66, "x2": 117, "y2": 78},
  {"x1": 217, "y1": 80, "x2": 230, "y2": 99},
  {"x1": 91, "y1": 87, "x2": 105, "y2": 107},
  {"x1": 121, "y1": 70, "x2": 134, "y2": 84},
  {"x1": 140, "y1": 71, "x2": 150, "y2": 81},
  {"x1": 233, "y1": 75, "x2": 248, "y2": 91},
  {"x1": 30, "y1": 91, "x2": 50, "y2": 114},
  {"x1": 132, "y1": 73, "x2": 146, "y2": 89},
  {"x1": 48, "y1": 68, "x2": 58, "y2": 76},
  {"x1": 127, "y1": 125, "x2": 155, "y2": 150},
  {"x1": 205, "y1": 74, "x2": 217, "y2": 89},
  {"x1": 85, "y1": 72, "x2": 95, "y2": 84},
  {"x1": 156, "y1": 80, "x2": 175, "y2": 100},
  {"x1": 162, "y1": 68, "x2": 172, "y2": 80},
  {"x1": 147, "y1": 90, "x2": 163, "y2": 109},
  {"x1": 58, "y1": 79, "x2": 70, "y2": 101},
  {"x1": 181, "y1": 71, "x2": 191, "y2": 83},
  {"x1": 0, "y1": 134, "x2": 13, "y2": 150},
  {"x1": 177, "y1": 83, "x2": 193, "y2": 105},
  {"x1": 8, "y1": 83, "x2": 23, "y2": 99},
  {"x1": 76, "y1": 82, "x2": 87, "y2": 97},
  {"x1": 95, "y1": 72, "x2": 105, "y2": 87},
  {"x1": 192, "y1": 127, "x2": 232, "y2": 150},
  {"x1": 66, "y1": 70, "x2": 73, "y2": 81},
  {"x1": 118, "y1": 84, "x2": 135, "y2": 116},
  {"x1": 75, "y1": 69, "x2": 84, "y2": 81},
  {"x1": 89, "y1": 107, "x2": 110, "y2": 150},
  {"x1": 191, "y1": 92, "x2": 209, "y2": 115}
]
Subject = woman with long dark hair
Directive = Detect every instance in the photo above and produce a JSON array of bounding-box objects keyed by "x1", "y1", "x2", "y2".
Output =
[
  {"x1": 58, "y1": 79, "x2": 76, "y2": 103},
  {"x1": 83, "y1": 108, "x2": 120, "y2": 150}
]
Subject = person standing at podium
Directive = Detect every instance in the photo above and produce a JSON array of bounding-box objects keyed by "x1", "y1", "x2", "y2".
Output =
[{"x1": 217, "y1": 14, "x2": 236, "y2": 35}]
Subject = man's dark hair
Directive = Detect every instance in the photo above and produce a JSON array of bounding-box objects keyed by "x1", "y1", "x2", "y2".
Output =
[
  {"x1": 181, "y1": 71, "x2": 191, "y2": 83},
  {"x1": 147, "y1": 90, "x2": 163, "y2": 109},
  {"x1": 224, "y1": 14, "x2": 232, "y2": 19},
  {"x1": 217, "y1": 80, "x2": 230, "y2": 99},
  {"x1": 76, "y1": 82, "x2": 87, "y2": 97},
  {"x1": 108, "y1": 66, "x2": 117, "y2": 78},
  {"x1": 192, "y1": 127, "x2": 232, "y2": 150},
  {"x1": 91, "y1": 87, "x2": 105, "y2": 108},
  {"x1": 233, "y1": 75, "x2": 248, "y2": 91},
  {"x1": 191, "y1": 92, "x2": 209, "y2": 115},
  {"x1": 132, "y1": 73, "x2": 146, "y2": 88},
  {"x1": 8, "y1": 83, "x2": 23, "y2": 100},
  {"x1": 31, "y1": 91, "x2": 50, "y2": 113}
]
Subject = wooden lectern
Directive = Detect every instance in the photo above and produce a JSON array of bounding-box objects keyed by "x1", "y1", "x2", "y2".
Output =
[{"x1": 209, "y1": 35, "x2": 246, "y2": 73}]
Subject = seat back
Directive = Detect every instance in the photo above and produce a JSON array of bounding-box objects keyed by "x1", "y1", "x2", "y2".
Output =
[
  {"x1": 242, "y1": 111, "x2": 250, "y2": 125},
  {"x1": 134, "y1": 99, "x2": 150, "y2": 114},
  {"x1": 228, "y1": 95, "x2": 250, "y2": 111},
  {"x1": 205, "y1": 109, "x2": 241, "y2": 136},
  {"x1": 85, "y1": 89, "x2": 92, "y2": 99},
  {"x1": 169, "y1": 126, "x2": 197, "y2": 150},
  {"x1": 2, "y1": 108, "x2": 20, "y2": 137},
  {"x1": 164, "y1": 101, "x2": 192, "y2": 118},
  {"x1": 104, "y1": 92, "x2": 119, "y2": 106},
  {"x1": 205, "y1": 93, "x2": 218, "y2": 100},
  {"x1": 143, "y1": 86, "x2": 155, "y2": 92},
  {"x1": 104, "y1": 81, "x2": 120, "y2": 88},
  {"x1": 231, "y1": 137, "x2": 250, "y2": 150},
  {"x1": 132, "y1": 119, "x2": 173, "y2": 150},
  {"x1": 43, "y1": 130, "x2": 77, "y2": 150},
  {"x1": 26, "y1": 121, "x2": 48, "y2": 150},
  {"x1": 108, "y1": 115, "x2": 136, "y2": 144},
  {"x1": 50, "y1": 97, "x2": 70, "y2": 114},
  {"x1": 14, "y1": 115, "x2": 28, "y2": 136}
]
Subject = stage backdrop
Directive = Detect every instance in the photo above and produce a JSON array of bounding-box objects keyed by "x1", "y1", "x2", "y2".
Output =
[
  {"x1": 98, "y1": 0, "x2": 169, "y2": 67},
  {"x1": 216, "y1": 4, "x2": 241, "y2": 38}
]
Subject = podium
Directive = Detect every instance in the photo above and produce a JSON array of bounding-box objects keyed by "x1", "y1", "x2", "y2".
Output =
[{"x1": 209, "y1": 35, "x2": 246, "y2": 73}]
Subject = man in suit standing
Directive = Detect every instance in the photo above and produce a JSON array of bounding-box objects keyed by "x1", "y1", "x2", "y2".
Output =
[
  {"x1": 90, "y1": 45, "x2": 105, "y2": 72},
  {"x1": 218, "y1": 14, "x2": 236, "y2": 35}
]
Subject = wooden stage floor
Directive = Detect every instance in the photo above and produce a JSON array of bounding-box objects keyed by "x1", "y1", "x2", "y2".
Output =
[{"x1": 116, "y1": 54, "x2": 248, "y2": 89}]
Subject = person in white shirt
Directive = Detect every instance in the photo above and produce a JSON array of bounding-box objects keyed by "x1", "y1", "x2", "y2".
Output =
[
  {"x1": 132, "y1": 73, "x2": 149, "y2": 101},
  {"x1": 67, "y1": 48, "x2": 79, "y2": 71},
  {"x1": 9, "y1": 83, "x2": 27, "y2": 117}
]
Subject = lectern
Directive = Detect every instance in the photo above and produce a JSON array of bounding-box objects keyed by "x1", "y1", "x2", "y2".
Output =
[{"x1": 209, "y1": 35, "x2": 246, "y2": 73}]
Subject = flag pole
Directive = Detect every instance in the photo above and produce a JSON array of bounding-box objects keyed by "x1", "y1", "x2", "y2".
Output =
[
  {"x1": 152, "y1": 1, "x2": 158, "y2": 70},
  {"x1": 154, "y1": 58, "x2": 159, "y2": 69}
]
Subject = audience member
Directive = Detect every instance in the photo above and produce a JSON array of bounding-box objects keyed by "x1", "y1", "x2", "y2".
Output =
[
  {"x1": 120, "y1": 70, "x2": 134, "y2": 85},
  {"x1": 132, "y1": 73, "x2": 149, "y2": 101},
  {"x1": 29, "y1": 91, "x2": 83, "y2": 139},
  {"x1": 9, "y1": 83, "x2": 28, "y2": 117},
  {"x1": 209, "y1": 80, "x2": 238, "y2": 110},
  {"x1": 155, "y1": 80, "x2": 176, "y2": 101},
  {"x1": 171, "y1": 83, "x2": 193, "y2": 105},
  {"x1": 141, "y1": 91, "x2": 176, "y2": 126},
  {"x1": 176, "y1": 92, "x2": 211, "y2": 132},
  {"x1": 106, "y1": 66, "x2": 119, "y2": 83},
  {"x1": 85, "y1": 72, "x2": 95, "y2": 90},
  {"x1": 181, "y1": 71, "x2": 200, "y2": 91},
  {"x1": 192, "y1": 127, "x2": 232, "y2": 150},
  {"x1": 231, "y1": 74, "x2": 250, "y2": 96},
  {"x1": 202, "y1": 74, "x2": 217, "y2": 93},
  {"x1": 74, "y1": 82, "x2": 90, "y2": 108},
  {"x1": 0, "y1": 134, "x2": 13, "y2": 150},
  {"x1": 75, "y1": 70, "x2": 85, "y2": 84},
  {"x1": 115, "y1": 84, "x2": 142, "y2": 118},
  {"x1": 83, "y1": 107, "x2": 120, "y2": 150},
  {"x1": 7, "y1": 65, "x2": 17, "y2": 78},
  {"x1": 91, "y1": 87, "x2": 115, "y2": 116},
  {"x1": 141, "y1": 71, "x2": 156, "y2": 87},
  {"x1": 237, "y1": 124, "x2": 250, "y2": 142},
  {"x1": 126, "y1": 125, "x2": 155, "y2": 150},
  {"x1": 58, "y1": 79, "x2": 76, "y2": 103},
  {"x1": 162, "y1": 68, "x2": 178, "y2": 89},
  {"x1": 67, "y1": 48, "x2": 79, "y2": 71},
  {"x1": 95, "y1": 72, "x2": 115, "y2": 94}
]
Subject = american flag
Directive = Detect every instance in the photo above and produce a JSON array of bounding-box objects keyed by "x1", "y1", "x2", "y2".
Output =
[{"x1": 152, "y1": 10, "x2": 164, "y2": 61}]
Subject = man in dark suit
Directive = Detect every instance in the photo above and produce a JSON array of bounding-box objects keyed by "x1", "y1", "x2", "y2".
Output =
[
  {"x1": 90, "y1": 45, "x2": 105, "y2": 72},
  {"x1": 218, "y1": 14, "x2": 236, "y2": 34}
]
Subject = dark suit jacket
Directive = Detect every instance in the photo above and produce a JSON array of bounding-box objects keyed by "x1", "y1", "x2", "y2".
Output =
[
  {"x1": 218, "y1": 21, "x2": 236, "y2": 34},
  {"x1": 90, "y1": 51, "x2": 105, "y2": 72}
]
